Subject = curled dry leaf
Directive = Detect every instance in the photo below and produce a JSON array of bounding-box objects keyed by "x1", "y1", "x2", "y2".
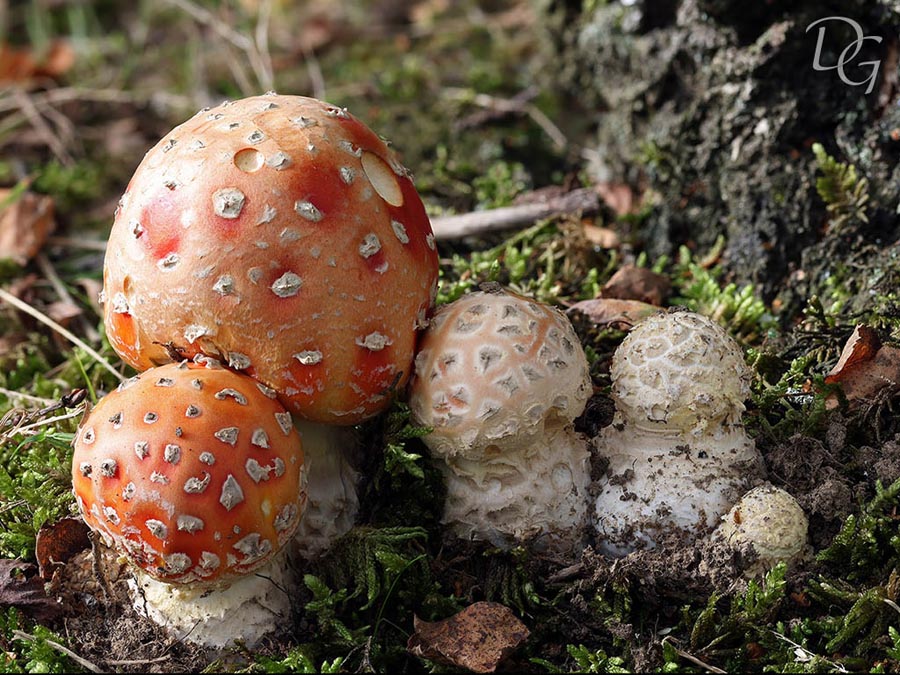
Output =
[
  {"x1": 0, "y1": 558, "x2": 63, "y2": 623},
  {"x1": 0, "y1": 190, "x2": 56, "y2": 265},
  {"x1": 35, "y1": 518, "x2": 91, "y2": 581},
  {"x1": 596, "y1": 181, "x2": 636, "y2": 216},
  {"x1": 567, "y1": 298, "x2": 660, "y2": 330},
  {"x1": 407, "y1": 601, "x2": 530, "y2": 673},
  {"x1": 0, "y1": 40, "x2": 75, "y2": 84},
  {"x1": 825, "y1": 325, "x2": 900, "y2": 409},
  {"x1": 582, "y1": 223, "x2": 620, "y2": 249},
  {"x1": 601, "y1": 264, "x2": 671, "y2": 305}
]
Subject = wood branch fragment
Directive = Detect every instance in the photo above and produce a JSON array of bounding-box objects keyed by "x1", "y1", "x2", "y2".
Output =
[
  {"x1": 11, "y1": 630, "x2": 103, "y2": 673},
  {"x1": 430, "y1": 187, "x2": 600, "y2": 240}
]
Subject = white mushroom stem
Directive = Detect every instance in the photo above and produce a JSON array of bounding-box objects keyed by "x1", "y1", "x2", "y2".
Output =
[
  {"x1": 592, "y1": 311, "x2": 766, "y2": 557},
  {"x1": 595, "y1": 425, "x2": 763, "y2": 557},
  {"x1": 408, "y1": 289, "x2": 595, "y2": 553},
  {"x1": 440, "y1": 424, "x2": 591, "y2": 551},
  {"x1": 291, "y1": 420, "x2": 360, "y2": 560},
  {"x1": 129, "y1": 550, "x2": 294, "y2": 649}
]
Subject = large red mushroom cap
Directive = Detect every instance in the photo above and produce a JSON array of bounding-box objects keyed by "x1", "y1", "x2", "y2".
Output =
[
  {"x1": 72, "y1": 361, "x2": 305, "y2": 585},
  {"x1": 102, "y1": 93, "x2": 439, "y2": 425}
]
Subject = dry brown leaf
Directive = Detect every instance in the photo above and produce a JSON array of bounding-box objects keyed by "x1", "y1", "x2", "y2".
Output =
[
  {"x1": 602, "y1": 265, "x2": 671, "y2": 305},
  {"x1": 0, "y1": 559, "x2": 62, "y2": 622},
  {"x1": 0, "y1": 190, "x2": 56, "y2": 265},
  {"x1": 45, "y1": 300, "x2": 83, "y2": 327},
  {"x1": 0, "y1": 40, "x2": 74, "y2": 84},
  {"x1": 568, "y1": 298, "x2": 660, "y2": 329},
  {"x1": 35, "y1": 518, "x2": 91, "y2": 581},
  {"x1": 407, "y1": 602, "x2": 530, "y2": 673},
  {"x1": 825, "y1": 325, "x2": 881, "y2": 384},
  {"x1": 583, "y1": 224, "x2": 620, "y2": 249},
  {"x1": 596, "y1": 182, "x2": 636, "y2": 216},
  {"x1": 824, "y1": 326, "x2": 900, "y2": 409}
]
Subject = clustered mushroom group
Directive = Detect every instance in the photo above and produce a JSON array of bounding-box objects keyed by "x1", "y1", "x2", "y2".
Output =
[
  {"x1": 71, "y1": 92, "x2": 809, "y2": 650},
  {"x1": 73, "y1": 92, "x2": 439, "y2": 646}
]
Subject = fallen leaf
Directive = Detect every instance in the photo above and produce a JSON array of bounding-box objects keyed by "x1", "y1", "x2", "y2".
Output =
[
  {"x1": 35, "y1": 518, "x2": 91, "y2": 581},
  {"x1": 0, "y1": 40, "x2": 74, "y2": 84},
  {"x1": 0, "y1": 559, "x2": 62, "y2": 622},
  {"x1": 583, "y1": 224, "x2": 620, "y2": 249},
  {"x1": 0, "y1": 190, "x2": 56, "y2": 265},
  {"x1": 407, "y1": 602, "x2": 530, "y2": 673},
  {"x1": 45, "y1": 300, "x2": 82, "y2": 327},
  {"x1": 568, "y1": 298, "x2": 660, "y2": 329},
  {"x1": 596, "y1": 182, "x2": 635, "y2": 216},
  {"x1": 825, "y1": 325, "x2": 881, "y2": 384},
  {"x1": 824, "y1": 326, "x2": 900, "y2": 409},
  {"x1": 601, "y1": 265, "x2": 671, "y2": 305}
]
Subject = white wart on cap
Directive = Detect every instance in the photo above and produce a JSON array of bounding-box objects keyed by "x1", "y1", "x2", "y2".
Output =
[
  {"x1": 103, "y1": 93, "x2": 439, "y2": 425},
  {"x1": 72, "y1": 361, "x2": 305, "y2": 585}
]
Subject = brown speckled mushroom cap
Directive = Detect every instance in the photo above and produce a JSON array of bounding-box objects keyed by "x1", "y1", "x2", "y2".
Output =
[
  {"x1": 72, "y1": 361, "x2": 305, "y2": 585},
  {"x1": 408, "y1": 288, "x2": 593, "y2": 462},
  {"x1": 103, "y1": 93, "x2": 439, "y2": 425}
]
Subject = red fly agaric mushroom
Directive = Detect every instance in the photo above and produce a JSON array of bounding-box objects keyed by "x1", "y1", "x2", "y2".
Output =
[
  {"x1": 102, "y1": 92, "x2": 439, "y2": 426},
  {"x1": 592, "y1": 310, "x2": 766, "y2": 557},
  {"x1": 408, "y1": 286, "x2": 594, "y2": 552},
  {"x1": 71, "y1": 361, "x2": 305, "y2": 647}
]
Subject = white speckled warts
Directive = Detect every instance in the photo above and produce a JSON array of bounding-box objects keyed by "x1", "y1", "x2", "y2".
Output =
[
  {"x1": 408, "y1": 288, "x2": 594, "y2": 552},
  {"x1": 103, "y1": 93, "x2": 439, "y2": 425},
  {"x1": 71, "y1": 362, "x2": 306, "y2": 586},
  {"x1": 592, "y1": 310, "x2": 766, "y2": 556},
  {"x1": 714, "y1": 484, "x2": 809, "y2": 577}
]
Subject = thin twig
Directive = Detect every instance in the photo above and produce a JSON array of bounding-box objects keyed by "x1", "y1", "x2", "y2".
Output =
[
  {"x1": 105, "y1": 656, "x2": 174, "y2": 666},
  {"x1": 11, "y1": 88, "x2": 73, "y2": 165},
  {"x1": 164, "y1": 0, "x2": 271, "y2": 92},
  {"x1": 0, "y1": 387, "x2": 54, "y2": 405},
  {"x1": 444, "y1": 87, "x2": 568, "y2": 150},
  {"x1": 430, "y1": 187, "x2": 600, "y2": 240},
  {"x1": 0, "y1": 287, "x2": 124, "y2": 383},
  {"x1": 35, "y1": 253, "x2": 101, "y2": 344},
  {"x1": 2, "y1": 406, "x2": 85, "y2": 438},
  {"x1": 884, "y1": 597, "x2": 900, "y2": 616},
  {"x1": 11, "y1": 630, "x2": 103, "y2": 673},
  {"x1": 0, "y1": 86, "x2": 192, "y2": 115},
  {"x1": 302, "y1": 44, "x2": 326, "y2": 101},
  {"x1": 45, "y1": 236, "x2": 108, "y2": 252},
  {"x1": 254, "y1": 0, "x2": 275, "y2": 92},
  {"x1": 770, "y1": 631, "x2": 849, "y2": 672},
  {"x1": 660, "y1": 637, "x2": 726, "y2": 674}
]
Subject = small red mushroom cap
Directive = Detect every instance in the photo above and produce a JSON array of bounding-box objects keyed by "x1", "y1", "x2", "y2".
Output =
[
  {"x1": 102, "y1": 93, "x2": 440, "y2": 425},
  {"x1": 72, "y1": 361, "x2": 305, "y2": 585}
]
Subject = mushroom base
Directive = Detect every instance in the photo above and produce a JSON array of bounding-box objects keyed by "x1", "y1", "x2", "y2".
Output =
[
  {"x1": 128, "y1": 551, "x2": 294, "y2": 648},
  {"x1": 291, "y1": 420, "x2": 360, "y2": 560},
  {"x1": 593, "y1": 427, "x2": 765, "y2": 557},
  {"x1": 440, "y1": 425, "x2": 591, "y2": 553}
]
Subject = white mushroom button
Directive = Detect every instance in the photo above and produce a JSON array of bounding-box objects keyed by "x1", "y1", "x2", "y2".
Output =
[
  {"x1": 715, "y1": 484, "x2": 809, "y2": 577},
  {"x1": 408, "y1": 287, "x2": 594, "y2": 552},
  {"x1": 592, "y1": 310, "x2": 766, "y2": 557}
]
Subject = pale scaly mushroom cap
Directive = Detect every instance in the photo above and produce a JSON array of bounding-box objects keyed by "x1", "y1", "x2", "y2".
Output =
[
  {"x1": 103, "y1": 93, "x2": 439, "y2": 426},
  {"x1": 72, "y1": 361, "x2": 306, "y2": 586},
  {"x1": 408, "y1": 288, "x2": 593, "y2": 462},
  {"x1": 718, "y1": 484, "x2": 809, "y2": 574},
  {"x1": 610, "y1": 310, "x2": 750, "y2": 435}
]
